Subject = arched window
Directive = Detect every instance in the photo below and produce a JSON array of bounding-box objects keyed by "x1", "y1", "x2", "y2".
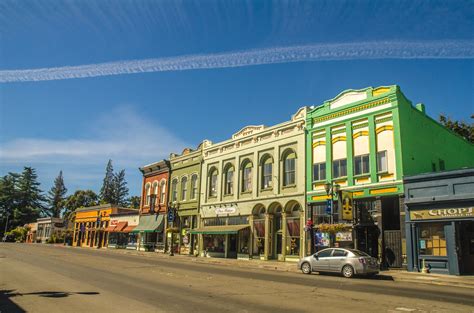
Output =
[
  {"x1": 152, "y1": 181, "x2": 159, "y2": 205},
  {"x1": 261, "y1": 156, "x2": 273, "y2": 189},
  {"x1": 190, "y1": 174, "x2": 198, "y2": 199},
  {"x1": 209, "y1": 168, "x2": 218, "y2": 197},
  {"x1": 145, "y1": 183, "x2": 151, "y2": 206},
  {"x1": 171, "y1": 179, "x2": 178, "y2": 202},
  {"x1": 160, "y1": 181, "x2": 166, "y2": 204},
  {"x1": 241, "y1": 160, "x2": 253, "y2": 192},
  {"x1": 181, "y1": 176, "x2": 188, "y2": 201},
  {"x1": 283, "y1": 150, "x2": 296, "y2": 186},
  {"x1": 224, "y1": 165, "x2": 234, "y2": 195}
]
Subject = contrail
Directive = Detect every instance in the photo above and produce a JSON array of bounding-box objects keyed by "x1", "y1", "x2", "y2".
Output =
[{"x1": 1, "y1": 40, "x2": 473, "y2": 83}]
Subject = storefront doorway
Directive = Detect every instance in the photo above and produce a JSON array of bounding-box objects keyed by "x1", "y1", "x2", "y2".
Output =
[
  {"x1": 355, "y1": 225, "x2": 379, "y2": 258},
  {"x1": 458, "y1": 221, "x2": 474, "y2": 274},
  {"x1": 228, "y1": 234, "x2": 237, "y2": 258}
]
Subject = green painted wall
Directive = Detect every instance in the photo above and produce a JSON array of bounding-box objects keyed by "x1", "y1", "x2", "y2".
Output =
[
  {"x1": 396, "y1": 92, "x2": 474, "y2": 176},
  {"x1": 169, "y1": 149, "x2": 203, "y2": 215}
]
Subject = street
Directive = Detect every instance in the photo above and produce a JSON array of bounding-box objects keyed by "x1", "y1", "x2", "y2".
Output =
[{"x1": 1, "y1": 244, "x2": 473, "y2": 313}]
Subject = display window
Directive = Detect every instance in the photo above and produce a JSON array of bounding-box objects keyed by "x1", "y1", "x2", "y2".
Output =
[
  {"x1": 203, "y1": 235, "x2": 225, "y2": 253},
  {"x1": 419, "y1": 223, "x2": 447, "y2": 256}
]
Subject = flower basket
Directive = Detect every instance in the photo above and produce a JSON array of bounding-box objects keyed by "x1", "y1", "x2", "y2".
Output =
[
  {"x1": 166, "y1": 227, "x2": 179, "y2": 233},
  {"x1": 316, "y1": 223, "x2": 351, "y2": 234}
]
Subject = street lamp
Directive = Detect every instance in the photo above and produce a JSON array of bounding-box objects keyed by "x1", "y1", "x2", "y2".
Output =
[
  {"x1": 324, "y1": 181, "x2": 341, "y2": 224},
  {"x1": 167, "y1": 202, "x2": 179, "y2": 256}
]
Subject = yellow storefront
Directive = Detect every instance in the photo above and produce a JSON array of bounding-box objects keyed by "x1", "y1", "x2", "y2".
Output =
[{"x1": 73, "y1": 205, "x2": 112, "y2": 248}]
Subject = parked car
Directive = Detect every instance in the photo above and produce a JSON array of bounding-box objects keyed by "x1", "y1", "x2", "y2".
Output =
[{"x1": 298, "y1": 248, "x2": 379, "y2": 278}]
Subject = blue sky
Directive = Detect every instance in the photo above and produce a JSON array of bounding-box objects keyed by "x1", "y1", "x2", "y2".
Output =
[{"x1": 1, "y1": 0, "x2": 473, "y2": 197}]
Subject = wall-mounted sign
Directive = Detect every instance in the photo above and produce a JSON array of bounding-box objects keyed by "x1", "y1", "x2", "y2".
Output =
[
  {"x1": 410, "y1": 207, "x2": 473, "y2": 220},
  {"x1": 215, "y1": 207, "x2": 237, "y2": 215},
  {"x1": 336, "y1": 231, "x2": 352, "y2": 242}
]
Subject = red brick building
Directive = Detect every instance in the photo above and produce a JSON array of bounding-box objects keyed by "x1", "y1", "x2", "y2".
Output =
[{"x1": 134, "y1": 160, "x2": 170, "y2": 251}]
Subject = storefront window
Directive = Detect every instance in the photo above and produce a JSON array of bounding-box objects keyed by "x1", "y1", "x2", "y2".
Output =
[
  {"x1": 238, "y1": 228, "x2": 250, "y2": 254},
  {"x1": 419, "y1": 223, "x2": 447, "y2": 256},
  {"x1": 253, "y1": 219, "x2": 265, "y2": 255},
  {"x1": 286, "y1": 217, "x2": 300, "y2": 256},
  {"x1": 203, "y1": 235, "x2": 225, "y2": 253}
]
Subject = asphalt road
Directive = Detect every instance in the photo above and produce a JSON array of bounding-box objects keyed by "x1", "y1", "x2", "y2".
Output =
[{"x1": 1, "y1": 243, "x2": 473, "y2": 313}]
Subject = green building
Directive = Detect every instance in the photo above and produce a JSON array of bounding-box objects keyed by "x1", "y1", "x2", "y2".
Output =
[
  {"x1": 305, "y1": 85, "x2": 474, "y2": 267},
  {"x1": 168, "y1": 143, "x2": 204, "y2": 255}
]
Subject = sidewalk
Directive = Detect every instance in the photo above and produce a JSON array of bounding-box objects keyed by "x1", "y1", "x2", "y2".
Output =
[{"x1": 66, "y1": 245, "x2": 474, "y2": 289}]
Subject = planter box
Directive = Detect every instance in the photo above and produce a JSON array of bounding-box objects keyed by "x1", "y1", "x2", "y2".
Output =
[{"x1": 237, "y1": 253, "x2": 250, "y2": 260}]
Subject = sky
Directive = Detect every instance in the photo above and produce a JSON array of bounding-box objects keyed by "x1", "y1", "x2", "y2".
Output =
[{"x1": 0, "y1": 0, "x2": 473, "y2": 197}]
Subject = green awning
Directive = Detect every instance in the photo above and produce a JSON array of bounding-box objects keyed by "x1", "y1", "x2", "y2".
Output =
[
  {"x1": 131, "y1": 214, "x2": 164, "y2": 233},
  {"x1": 190, "y1": 224, "x2": 249, "y2": 235}
]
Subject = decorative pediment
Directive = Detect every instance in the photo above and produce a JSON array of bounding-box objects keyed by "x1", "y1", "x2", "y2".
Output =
[
  {"x1": 329, "y1": 90, "x2": 368, "y2": 109},
  {"x1": 291, "y1": 106, "x2": 308, "y2": 121},
  {"x1": 182, "y1": 148, "x2": 192, "y2": 155},
  {"x1": 232, "y1": 125, "x2": 266, "y2": 139}
]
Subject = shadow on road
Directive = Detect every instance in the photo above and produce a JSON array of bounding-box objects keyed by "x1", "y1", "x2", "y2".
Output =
[
  {"x1": 1, "y1": 289, "x2": 100, "y2": 299},
  {"x1": 0, "y1": 290, "x2": 26, "y2": 313},
  {"x1": 317, "y1": 272, "x2": 394, "y2": 281}
]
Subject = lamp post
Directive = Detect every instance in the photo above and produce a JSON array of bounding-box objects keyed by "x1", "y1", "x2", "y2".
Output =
[
  {"x1": 167, "y1": 202, "x2": 178, "y2": 256},
  {"x1": 324, "y1": 181, "x2": 341, "y2": 224}
]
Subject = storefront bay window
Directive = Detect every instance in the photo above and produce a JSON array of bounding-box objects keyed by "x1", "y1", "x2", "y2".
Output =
[
  {"x1": 419, "y1": 223, "x2": 447, "y2": 256},
  {"x1": 253, "y1": 219, "x2": 265, "y2": 256},
  {"x1": 204, "y1": 235, "x2": 225, "y2": 253}
]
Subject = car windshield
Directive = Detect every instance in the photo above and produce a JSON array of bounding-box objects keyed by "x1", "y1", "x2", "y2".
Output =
[{"x1": 349, "y1": 249, "x2": 370, "y2": 257}]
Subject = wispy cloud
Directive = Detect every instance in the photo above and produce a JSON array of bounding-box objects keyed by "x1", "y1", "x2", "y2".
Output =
[
  {"x1": 0, "y1": 106, "x2": 188, "y2": 193},
  {"x1": 1, "y1": 40, "x2": 473, "y2": 83}
]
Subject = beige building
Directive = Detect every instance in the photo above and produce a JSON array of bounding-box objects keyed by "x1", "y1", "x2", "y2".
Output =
[{"x1": 193, "y1": 107, "x2": 308, "y2": 261}]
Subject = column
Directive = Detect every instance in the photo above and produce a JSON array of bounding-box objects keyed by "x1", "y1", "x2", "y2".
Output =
[
  {"x1": 281, "y1": 212, "x2": 287, "y2": 261},
  {"x1": 248, "y1": 214, "x2": 254, "y2": 257},
  {"x1": 264, "y1": 213, "x2": 270, "y2": 260},
  {"x1": 72, "y1": 223, "x2": 77, "y2": 246},
  {"x1": 345, "y1": 121, "x2": 354, "y2": 187},
  {"x1": 368, "y1": 115, "x2": 378, "y2": 184}
]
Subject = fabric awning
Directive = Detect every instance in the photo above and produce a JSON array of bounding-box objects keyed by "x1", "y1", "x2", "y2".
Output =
[
  {"x1": 122, "y1": 225, "x2": 136, "y2": 233},
  {"x1": 113, "y1": 221, "x2": 128, "y2": 232},
  {"x1": 131, "y1": 214, "x2": 164, "y2": 233},
  {"x1": 106, "y1": 225, "x2": 116, "y2": 232},
  {"x1": 190, "y1": 224, "x2": 249, "y2": 235}
]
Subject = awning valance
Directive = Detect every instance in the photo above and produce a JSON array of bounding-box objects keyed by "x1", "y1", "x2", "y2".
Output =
[
  {"x1": 113, "y1": 221, "x2": 128, "y2": 232},
  {"x1": 190, "y1": 225, "x2": 249, "y2": 235},
  {"x1": 131, "y1": 214, "x2": 164, "y2": 233}
]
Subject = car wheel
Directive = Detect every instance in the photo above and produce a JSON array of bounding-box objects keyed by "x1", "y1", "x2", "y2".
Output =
[
  {"x1": 301, "y1": 262, "x2": 312, "y2": 274},
  {"x1": 342, "y1": 265, "x2": 354, "y2": 278}
]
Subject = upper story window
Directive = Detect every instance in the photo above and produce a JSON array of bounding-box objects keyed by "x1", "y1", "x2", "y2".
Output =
[
  {"x1": 209, "y1": 168, "x2": 218, "y2": 197},
  {"x1": 242, "y1": 160, "x2": 253, "y2": 193},
  {"x1": 181, "y1": 176, "x2": 188, "y2": 201},
  {"x1": 313, "y1": 162, "x2": 326, "y2": 181},
  {"x1": 171, "y1": 179, "x2": 178, "y2": 202},
  {"x1": 354, "y1": 154, "x2": 370, "y2": 175},
  {"x1": 283, "y1": 151, "x2": 296, "y2": 186},
  {"x1": 152, "y1": 182, "x2": 159, "y2": 204},
  {"x1": 377, "y1": 150, "x2": 388, "y2": 173},
  {"x1": 160, "y1": 181, "x2": 166, "y2": 204},
  {"x1": 145, "y1": 183, "x2": 151, "y2": 206},
  {"x1": 190, "y1": 174, "x2": 198, "y2": 199},
  {"x1": 224, "y1": 165, "x2": 234, "y2": 195},
  {"x1": 261, "y1": 156, "x2": 273, "y2": 189},
  {"x1": 333, "y1": 158, "x2": 347, "y2": 178}
]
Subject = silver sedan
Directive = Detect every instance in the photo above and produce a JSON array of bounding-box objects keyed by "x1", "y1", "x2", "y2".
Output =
[{"x1": 297, "y1": 248, "x2": 379, "y2": 278}]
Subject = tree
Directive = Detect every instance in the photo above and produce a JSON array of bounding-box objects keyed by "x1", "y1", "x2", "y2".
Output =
[
  {"x1": 46, "y1": 171, "x2": 68, "y2": 218},
  {"x1": 439, "y1": 114, "x2": 474, "y2": 143},
  {"x1": 112, "y1": 169, "x2": 129, "y2": 207},
  {"x1": 15, "y1": 167, "x2": 45, "y2": 227},
  {"x1": 128, "y1": 196, "x2": 140, "y2": 210},
  {"x1": 99, "y1": 159, "x2": 115, "y2": 204},
  {"x1": 63, "y1": 189, "x2": 98, "y2": 221},
  {"x1": 0, "y1": 173, "x2": 19, "y2": 236}
]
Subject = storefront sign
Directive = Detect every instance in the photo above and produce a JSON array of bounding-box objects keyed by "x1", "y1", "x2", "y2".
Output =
[
  {"x1": 410, "y1": 207, "x2": 473, "y2": 220},
  {"x1": 315, "y1": 232, "x2": 330, "y2": 247},
  {"x1": 335, "y1": 231, "x2": 352, "y2": 242},
  {"x1": 215, "y1": 207, "x2": 236, "y2": 215}
]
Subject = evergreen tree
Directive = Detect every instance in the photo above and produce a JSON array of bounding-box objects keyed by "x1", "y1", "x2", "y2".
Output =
[
  {"x1": 0, "y1": 173, "x2": 19, "y2": 235},
  {"x1": 439, "y1": 114, "x2": 474, "y2": 143},
  {"x1": 99, "y1": 159, "x2": 115, "y2": 204},
  {"x1": 63, "y1": 189, "x2": 98, "y2": 221},
  {"x1": 113, "y1": 169, "x2": 129, "y2": 206},
  {"x1": 47, "y1": 171, "x2": 68, "y2": 218},
  {"x1": 15, "y1": 167, "x2": 45, "y2": 226}
]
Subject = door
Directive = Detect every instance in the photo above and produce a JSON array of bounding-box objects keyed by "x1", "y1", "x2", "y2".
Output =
[
  {"x1": 311, "y1": 249, "x2": 333, "y2": 271},
  {"x1": 458, "y1": 221, "x2": 474, "y2": 274},
  {"x1": 329, "y1": 249, "x2": 349, "y2": 272},
  {"x1": 228, "y1": 234, "x2": 237, "y2": 258},
  {"x1": 384, "y1": 230, "x2": 402, "y2": 268}
]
